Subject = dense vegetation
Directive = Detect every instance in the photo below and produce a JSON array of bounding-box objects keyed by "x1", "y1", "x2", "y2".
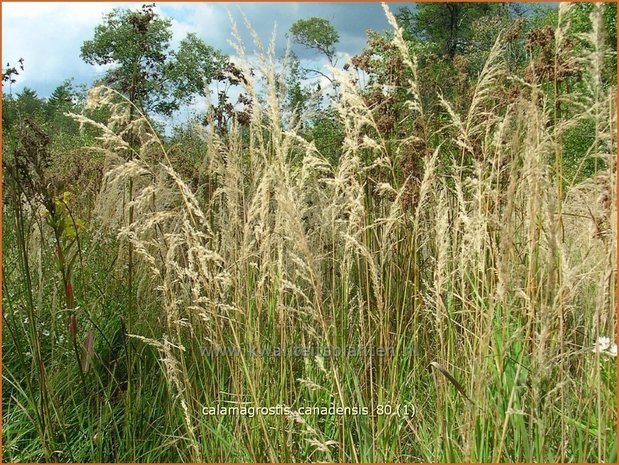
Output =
[{"x1": 2, "y1": 2, "x2": 617, "y2": 462}]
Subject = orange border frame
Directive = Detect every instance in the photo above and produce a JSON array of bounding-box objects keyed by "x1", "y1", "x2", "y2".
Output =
[{"x1": 0, "y1": 1, "x2": 616, "y2": 464}]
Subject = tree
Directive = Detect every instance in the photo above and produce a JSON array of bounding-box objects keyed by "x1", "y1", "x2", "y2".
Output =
[
  {"x1": 289, "y1": 17, "x2": 340, "y2": 66},
  {"x1": 81, "y1": 3, "x2": 225, "y2": 116},
  {"x1": 397, "y1": 3, "x2": 507, "y2": 59},
  {"x1": 18, "y1": 87, "x2": 46, "y2": 119},
  {"x1": 283, "y1": 52, "x2": 314, "y2": 118},
  {"x1": 46, "y1": 80, "x2": 77, "y2": 118},
  {"x1": 167, "y1": 33, "x2": 227, "y2": 105},
  {"x1": 45, "y1": 80, "x2": 90, "y2": 145},
  {"x1": 3, "y1": 87, "x2": 46, "y2": 131}
]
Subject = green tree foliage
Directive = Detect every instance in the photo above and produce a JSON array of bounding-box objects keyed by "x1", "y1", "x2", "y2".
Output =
[
  {"x1": 45, "y1": 80, "x2": 82, "y2": 136},
  {"x1": 307, "y1": 108, "x2": 344, "y2": 164},
  {"x1": 521, "y1": 3, "x2": 616, "y2": 181},
  {"x1": 571, "y1": 2, "x2": 616, "y2": 85},
  {"x1": 287, "y1": 17, "x2": 341, "y2": 144},
  {"x1": 283, "y1": 52, "x2": 315, "y2": 119},
  {"x1": 389, "y1": 3, "x2": 529, "y2": 120},
  {"x1": 290, "y1": 17, "x2": 340, "y2": 65},
  {"x1": 397, "y1": 2, "x2": 509, "y2": 58},
  {"x1": 45, "y1": 80, "x2": 105, "y2": 156},
  {"x1": 81, "y1": 3, "x2": 226, "y2": 116},
  {"x1": 46, "y1": 80, "x2": 77, "y2": 118},
  {"x1": 284, "y1": 52, "x2": 304, "y2": 109},
  {"x1": 167, "y1": 33, "x2": 227, "y2": 104},
  {"x1": 2, "y1": 87, "x2": 46, "y2": 133},
  {"x1": 16, "y1": 87, "x2": 46, "y2": 120}
]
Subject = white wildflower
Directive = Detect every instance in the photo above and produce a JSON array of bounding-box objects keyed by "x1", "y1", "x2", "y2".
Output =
[
  {"x1": 592, "y1": 336, "x2": 617, "y2": 357},
  {"x1": 592, "y1": 336, "x2": 611, "y2": 352}
]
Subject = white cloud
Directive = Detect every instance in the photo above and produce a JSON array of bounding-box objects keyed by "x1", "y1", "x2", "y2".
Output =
[
  {"x1": 161, "y1": 3, "x2": 230, "y2": 48},
  {"x1": 169, "y1": 18, "x2": 195, "y2": 48},
  {"x1": 2, "y1": 2, "x2": 136, "y2": 92}
]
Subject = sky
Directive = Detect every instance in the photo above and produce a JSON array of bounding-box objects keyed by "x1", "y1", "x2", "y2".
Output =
[{"x1": 2, "y1": 2, "x2": 415, "y2": 99}]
